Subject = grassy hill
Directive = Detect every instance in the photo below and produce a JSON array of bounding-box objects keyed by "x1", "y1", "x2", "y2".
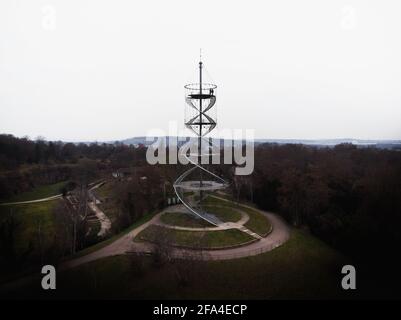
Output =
[{"x1": 1, "y1": 229, "x2": 352, "y2": 299}]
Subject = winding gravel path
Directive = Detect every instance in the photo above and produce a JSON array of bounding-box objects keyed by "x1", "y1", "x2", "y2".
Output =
[{"x1": 88, "y1": 202, "x2": 111, "y2": 237}]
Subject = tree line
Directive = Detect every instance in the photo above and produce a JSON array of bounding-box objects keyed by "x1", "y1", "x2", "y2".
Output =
[{"x1": 231, "y1": 143, "x2": 401, "y2": 270}]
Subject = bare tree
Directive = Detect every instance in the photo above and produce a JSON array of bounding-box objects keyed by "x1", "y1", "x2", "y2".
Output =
[
  {"x1": 54, "y1": 184, "x2": 90, "y2": 255},
  {"x1": 170, "y1": 231, "x2": 206, "y2": 287},
  {"x1": 35, "y1": 217, "x2": 44, "y2": 265},
  {"x1": 0, "y1": 210, "x2": 21, "y2": 270},
  {"x1": 70, "y1": 184, "x2": 90, "y2": 253},
  {"x1": 151, "y1": 227, "x2": 175, "y2": 267}
]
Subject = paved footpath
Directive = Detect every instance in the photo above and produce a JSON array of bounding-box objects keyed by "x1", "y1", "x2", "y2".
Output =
[
  {"x1": 62, "y1": 201, "x2": 291, "y2": 269},
  {"x1": 0, "y1": 181, "x2": 104, "y2": 206},
  {"x1": 0, "y1": 194, "x2": 62, "y2": 206},
  {"x1": 61, "y1": 212, "x2": 161, "y2": 270}
]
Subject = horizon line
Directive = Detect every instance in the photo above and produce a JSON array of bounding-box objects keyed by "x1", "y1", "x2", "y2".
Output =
[{"x1": 2, "y1": 133, "x2": 401, "y2": 144}]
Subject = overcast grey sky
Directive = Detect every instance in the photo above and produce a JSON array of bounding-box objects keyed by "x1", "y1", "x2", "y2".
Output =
[{"x1": 1, "y1": 0, "x2": 400, "y2": 141}]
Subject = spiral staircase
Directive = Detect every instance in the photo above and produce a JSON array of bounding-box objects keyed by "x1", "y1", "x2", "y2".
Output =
[{"x1": 173, "y1": 60, "x2": 228, "y2": 226}]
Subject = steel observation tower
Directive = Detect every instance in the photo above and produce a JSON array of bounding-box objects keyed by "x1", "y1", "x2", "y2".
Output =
[{"x1": 173, "y1": 58, "x2": 228, "y2": 226}]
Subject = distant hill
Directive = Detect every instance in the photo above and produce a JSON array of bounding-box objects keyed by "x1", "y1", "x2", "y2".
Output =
[{"x1": 117, "y1": 136, "x2": 401, "y2": 150}]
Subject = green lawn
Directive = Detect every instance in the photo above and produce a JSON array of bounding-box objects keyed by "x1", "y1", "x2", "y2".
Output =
[
  {"x1": 0, "y1": 201, "x2": 57, "y2": 257},
  {"x1": 1, "y1": 229, "x2": 351, "y2": 299},
  {"x1": 95, "y1": 182, "x2": 113, "y2": 200},
  {"x1": 160, "y1": 211, "x2": 212, "y2": 228},
  {"x1": 203, "y1": 205, "x2": 242, "y2": 222},
  {"x1": 242, "y1": 206, "x2": 272, "y2": 236},
  {"x1": 202, "y1": 195, "x2": 229, "y2": 206},
  {"x1": 135, "y1": 224, "x2": 254, "y2": 249},
  {"x1": 161, "y1": 205, "x2": 241, "y2": 226},
  {"x1": 0, "y1": 181, "x2": 67, "y2": 203},
  {"x1": 214, "y1": 192, "x2": 235, "y2": 201},
  {"x1": 204, "y1": 196, "x2": 272, "y2": 236}
]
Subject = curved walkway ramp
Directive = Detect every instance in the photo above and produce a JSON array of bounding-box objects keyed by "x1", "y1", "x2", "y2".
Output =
[{"x1": 61, "y1": 204, "x2": 290, "y2": 269}]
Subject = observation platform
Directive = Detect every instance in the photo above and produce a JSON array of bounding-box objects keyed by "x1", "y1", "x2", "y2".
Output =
[
  {"x1": 188, "y1": 93, "x2": 215, "y2": 100},
  {"x1": 174, "y1": 180, "x2": 226, "y2": 191}
]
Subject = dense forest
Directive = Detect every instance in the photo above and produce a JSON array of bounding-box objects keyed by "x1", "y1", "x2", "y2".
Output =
[
  {"x1": 249, "y1": 143, "x2": 401, "y2": 257},
  {"x1": 231, "y1": 143, "x2": 401, "y2": 295}
]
